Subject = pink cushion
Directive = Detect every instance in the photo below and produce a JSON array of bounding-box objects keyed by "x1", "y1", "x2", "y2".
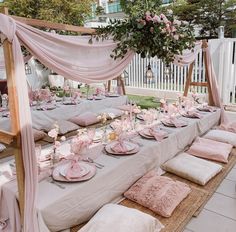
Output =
[
  {"x1": 187, "y1": 137, "x2": 233, "y2": 163},
  {"x1": 33, "y1": 129, "x2": 46, "y2": 141},
  {"x1": 124, "y1": 171, "x2": 191, "y2": 217},
  {"x1": 69, "y1": 112, "x2": 99, "y2": 127}
]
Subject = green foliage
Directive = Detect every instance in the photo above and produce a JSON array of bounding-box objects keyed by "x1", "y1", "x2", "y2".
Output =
[
  {"x1": 0, "y1": 0, "x2": 93, "y2": 26},
  {"x1": 94, "y1": 10, "x2": 195, "y2": 64},
  {"x1": 120, "y1": 0, "x2": 162, "y2": 17},
  {"x1": 172, "y1": 0, "x2": 236, "y2": 37},
  {"x1": 95, "y1": 5, "x2": 105, "y2": 16}
]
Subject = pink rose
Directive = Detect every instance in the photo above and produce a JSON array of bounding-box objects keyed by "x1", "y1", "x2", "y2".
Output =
[
  {"x1": 48, "y1": 129, "x2": 58, "y2": 138},
  {"x1": 173, "y1": 34, "x2": 179, "y2": 40},
  {"x1": 173, "y1": 19, "x2": 181, "y2": 26},
  {"x1": 152, "y1": 15, "x2": 161, "y2": 23},
  {"x1": 146, "y1": 15, "x2": 152, "y2": 22},
  {"x1": 54, "y1": 141, "x2": 61, "y2": 148}
]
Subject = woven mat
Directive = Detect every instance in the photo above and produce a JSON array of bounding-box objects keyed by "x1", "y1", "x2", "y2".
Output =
[{"x1": 70, "y1": 149, "x2": 236, "y2": 232}]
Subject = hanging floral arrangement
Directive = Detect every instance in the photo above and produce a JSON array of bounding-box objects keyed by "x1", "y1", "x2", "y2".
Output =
[{"x1": 91, "y1": 10, "x2": 195, "y2": 64}]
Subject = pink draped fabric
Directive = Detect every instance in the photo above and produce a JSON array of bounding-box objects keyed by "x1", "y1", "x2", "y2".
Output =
[
  {"x1": 15, "y1": 21, "x2": 134, "y2": 84},
  {"x1": 0, "y1": 14, "x2": 38, "y2": 232},
  {"x1": 174, "y1": 41, "x2": 202, "y2": 66}
]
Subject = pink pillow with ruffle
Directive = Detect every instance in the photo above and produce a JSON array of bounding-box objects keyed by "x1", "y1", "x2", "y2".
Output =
[
  {"x1": 187, "y1": 137, "x2": 233, "y2": 163},
  {"x1": 69, "y1": 112, "x2": 99, "y2": 126},
  {"x1": 124, "y1": 171, "x2": 191, "y2": 217}
]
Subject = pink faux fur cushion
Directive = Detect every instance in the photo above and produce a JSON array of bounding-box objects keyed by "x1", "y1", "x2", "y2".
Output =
[
  {"x1": 187, "y1": 137, "x2": 233, "y2": 163},
  {"x1": 69, "y1": 112, "x2": 99, "y2": 127},
  {"x1": 124, "y1": 171, "x2": 191, "y2": 217}
]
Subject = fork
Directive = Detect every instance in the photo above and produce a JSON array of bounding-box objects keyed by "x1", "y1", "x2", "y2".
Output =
[
  {"x1": 82, "y1": 158, "x2": 103, "y2": 169},
  {"x1": 48, "y1": 177, "x2": 66, "y2": 189},
  {"x1": 86, "y1": 157, "x2": 104, "y2": 168}
]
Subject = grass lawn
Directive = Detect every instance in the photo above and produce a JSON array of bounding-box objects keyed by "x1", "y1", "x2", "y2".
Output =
[{"x1": 127, "y1": 94, "x2": 160, "y2": 109}]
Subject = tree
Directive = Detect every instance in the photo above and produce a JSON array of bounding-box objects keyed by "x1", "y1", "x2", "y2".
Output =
[
  {"x1": 120, "y1": 0, "x2": 162, "y2": 17},
  {"x1": 95, "y1": 5, "x2": 105, "y2": 16},
  {"x1": 171, "y1": 0, "x2": 236, "y2": 38},
  {"x1": 0, "y1": 0, "x2": 94, "y2": 26}
]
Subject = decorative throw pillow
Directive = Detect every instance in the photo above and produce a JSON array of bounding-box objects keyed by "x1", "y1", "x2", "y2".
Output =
[
  {"x1": 44, "y1": 120, "x2": 79, "y2": 135},
  {"x1": 97, "y1": 108, "x2": 124, "y2": 119},
  {"x1": 162, "y1": 153, "x2": 223, "y2": 185},
  {"x1": 33, "y1": 129, "x2": 47, "y2": 141},
  {"x1": 0, "y1": 143, "x2": 6, "y2": 152},
  {"x1": 79, "y1": 204, "x2": 164, "y2": 232},
  {"x1": 187, "y1": 137, "x2": 232, "y2": 163},
  {"x1": 124, "y1": 171, "x2": 191, "y2": 217},
  {"x1": 69, "y1": 112, "x2": 99, "y2": 127},
  {"x1": 203, "y1": 129, "x2": 236, "y2": 147}
]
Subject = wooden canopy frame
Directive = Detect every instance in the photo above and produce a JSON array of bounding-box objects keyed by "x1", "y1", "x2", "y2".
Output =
[
  {"x1": 0, "y1": 6, "x2": 214, "y2": 228},
  {"x1": 183, "y1": 40, "x2": 214, "y2": 105}
]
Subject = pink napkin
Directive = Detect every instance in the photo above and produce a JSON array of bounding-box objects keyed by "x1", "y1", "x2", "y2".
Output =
[
  {"x1": 65, "y1": 160, "x2": 83, "y2": 180},
  {"x1": 149, "y1": 129, "x2": 168, "y2": 141},
  {"x1": 111, "y1": 141, "x2": 129, "y2": 153},
  {"x1": 186, "y1": 110, "x2": 203, "y2": 119},
  {"x1": 169, "y1": 117, "x2": 187, "y2": 128}
]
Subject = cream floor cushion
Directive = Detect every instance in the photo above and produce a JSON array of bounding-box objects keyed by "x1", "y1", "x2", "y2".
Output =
[
  {"x1": 162, "y1": 153, "x2": 223, "y2": 186},
  {"x1": 203, "y1": 129, "x2": 236, "y2": 147},
  {"x1": 79, "y1": 204, "x2": 164, "y2": 232}
]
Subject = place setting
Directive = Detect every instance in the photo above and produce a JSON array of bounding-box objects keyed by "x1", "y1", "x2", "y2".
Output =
[{"x1": 139, "y1": 127, "x2": 169, "y2": 141}]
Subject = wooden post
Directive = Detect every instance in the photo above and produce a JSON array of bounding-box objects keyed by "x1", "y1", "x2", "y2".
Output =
[
  {"x1": 117, "y1": 76, "x2": 126, "y2": 95},
  {"x1": 202, "y1": 40, "x2": 214, "y2": 106},
  {"x1": 1, "y1": 7, "x2": 25, "y2": 222},
  {"x1": 107, "y1": 80, "x2": 111, "y2": 92},
  {"x1": 183, "y1": 62, "x2": 194, "y2": 96}
]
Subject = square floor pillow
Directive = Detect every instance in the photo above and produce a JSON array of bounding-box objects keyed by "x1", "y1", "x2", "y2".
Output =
[
  {"x1": 124, "y1": 171, "x2": 191, "y2": 217},
  {"x1": 69, "y1": 112, "x2": 99, "y2": 127},
  {"x1": 187, "y1": 137, "x2": 232, "y2": 163},
  {"x1": 203, "y1": 129, "x2": 236, "y2": 147},
  {"x1": 162, "y1": 153, "x2": 222, "y2": 185},
  {"x1": 79, "y1": 204, "x2": 164, "y2": 232},
  {"x1": 33, "y1": 129, "x2": 47, "y2": 141},
  {"x1": 44, "y1": 120, "x2": 79, "y2": 135}
]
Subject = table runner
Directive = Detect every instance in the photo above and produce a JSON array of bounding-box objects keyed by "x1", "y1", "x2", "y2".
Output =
[{"x1": 0, "y1": 109, "x2": 220, "y2": 232}]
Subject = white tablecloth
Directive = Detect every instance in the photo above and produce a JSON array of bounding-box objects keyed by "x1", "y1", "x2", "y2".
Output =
[
  {"x1": 0, "y1": 109, "x2": 221, "y2": 232},
  {"x1": 0, "y1": 96, "x2": 127, "y2": 131}
]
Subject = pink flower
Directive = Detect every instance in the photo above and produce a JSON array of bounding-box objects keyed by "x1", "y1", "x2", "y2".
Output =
[
  {"x1": 140, "y1": 19, "x2": 146, "y2": 26},
  {"x1": 173, "y1": 34, "x2": 179, "y2": 40},
  {"x1": 171, "y1": 26, "x2": 177, "y2": 32},
  {"x1": 48, "y1": 129, "x2": 58, "y2": 138},
  {"x1": 173, "y1": 19, "x2": 181, "y2": 26},
  {"x1": 54, "y1": 141, "x2": 61, "y2": 148},
  {"x1": 152, "y1": 15, "x2": 161, "y2": 23},
  {"x1": 145, "y1": 11, "x2": 151, "y2": 16},
  {"x1": 60, "y1": 136, "x2": 66, "y2": 141},
  {"x1": 146, "y1": 15, "x2": 152, "y2": 22}
]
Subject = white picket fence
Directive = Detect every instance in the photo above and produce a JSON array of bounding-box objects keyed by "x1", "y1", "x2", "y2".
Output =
[{"x1": 124, "y1": 39, "x2": 236, "y2": 105}]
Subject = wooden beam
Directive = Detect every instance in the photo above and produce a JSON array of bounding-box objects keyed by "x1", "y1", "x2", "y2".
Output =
[
  {"x1": 202, "y1": 40, "x2": 214, "y2": 106},
  {"x1": 0, "y1": 6, "x2": 9, "y2": 14},
  {"x1": 3, "y1": 37, "x2": 25, "y2": 222},
  {"x1": 11, "y1": 15, "x2": 96, "y2": 34},
  {"x1": 190, "y1": 82, "x2": 208, "y2": 87},
  {"x1": 0, "y1": 130, "x2": 16, "y2": 145},
  {"x1": 107, "y1": 80, "x2": 111, "y2": 92},
  {"x1": 183, "y1": 62, "x2": 194, "y2": 96}
]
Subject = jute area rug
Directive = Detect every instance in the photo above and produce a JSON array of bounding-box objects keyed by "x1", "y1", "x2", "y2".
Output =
[{"x1": 70, "y1": 149, "x2": 236, "y2": 232}]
